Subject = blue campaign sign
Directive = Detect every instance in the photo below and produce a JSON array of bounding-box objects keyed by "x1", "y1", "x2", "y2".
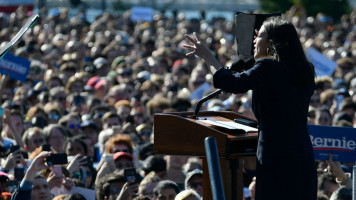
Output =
[
  {"x1": 306, "y1": 47, "x2": 337, "y2": 77},
  {"x1": 130, "y1": 7, "x2": 154, "y2": 22},
  {"x1": 0, "y1": 52, "x2": 30, "y2": 82},
  {"x1": 308, "y1": 125, "x2": 356, "y2": 162}
]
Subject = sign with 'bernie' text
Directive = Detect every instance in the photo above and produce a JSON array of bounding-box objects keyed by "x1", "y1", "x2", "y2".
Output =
[
  {"x1": 0, "y1": 52, "x2": 30, "y2": 82},
  {"x1": 308, "y1": 125, "x2": 356, "y2": 162}
]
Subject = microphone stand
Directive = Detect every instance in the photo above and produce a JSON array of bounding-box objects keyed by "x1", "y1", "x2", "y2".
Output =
[{"x1": 192, "y1": 89, "x2": 223, "y2": 119}]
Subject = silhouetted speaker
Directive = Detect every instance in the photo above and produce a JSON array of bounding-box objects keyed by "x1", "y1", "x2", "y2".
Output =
[{"x1": 235, "y1": 12, "x2": 281, "y2": 59}]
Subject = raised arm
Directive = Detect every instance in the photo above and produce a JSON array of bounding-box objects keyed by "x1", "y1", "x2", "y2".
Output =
[
  {"x1": 326, "y1": 154, "x2": 352, "y2": 189},
  {"x1": 0, "y1": 74, "x2": 9, "y2": 103},
  {"x1": 3, "y1": 109, "x2": 24, "y2": 148},
  {"x1": 183, "y1": 32, "x2": 223, "y2": 74}
]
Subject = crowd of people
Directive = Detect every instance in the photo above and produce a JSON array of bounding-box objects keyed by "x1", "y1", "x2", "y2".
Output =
[{"x1": 0, "y1": 3, "x2": 354, "y2": 200}]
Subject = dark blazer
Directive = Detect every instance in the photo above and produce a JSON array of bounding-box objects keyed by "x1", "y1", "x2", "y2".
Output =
[{"x1": 213, "y1": 58, "x2": 317, "y2": 200}]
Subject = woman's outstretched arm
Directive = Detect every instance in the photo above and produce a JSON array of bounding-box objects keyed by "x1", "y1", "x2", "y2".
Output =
[{"x1": 183, "y1": 32, "x2": 223, "y2": 74}]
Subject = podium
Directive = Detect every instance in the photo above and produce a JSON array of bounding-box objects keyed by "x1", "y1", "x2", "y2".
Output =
[{"x1": 154, "y1": 111, "x2": 258, "y2": 200}]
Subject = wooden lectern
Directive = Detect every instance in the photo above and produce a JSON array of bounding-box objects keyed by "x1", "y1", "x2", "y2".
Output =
[{"x1": 154, "y1": 111, "x2": 258, "y2": 200}]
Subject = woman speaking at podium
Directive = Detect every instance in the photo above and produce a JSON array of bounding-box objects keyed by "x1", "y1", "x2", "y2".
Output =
[{"x1": 184, "y1": 17, "x2": 317, "y2": 200}]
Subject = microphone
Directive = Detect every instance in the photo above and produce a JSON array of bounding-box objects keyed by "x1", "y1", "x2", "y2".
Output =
[{"x1": 192, "y1": 89, "x2": 223, "y2": 119}]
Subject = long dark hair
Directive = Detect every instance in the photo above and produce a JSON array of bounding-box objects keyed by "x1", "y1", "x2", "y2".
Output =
[{"x1": 263, "y1": 17, "x2": 315, "y2": 86}]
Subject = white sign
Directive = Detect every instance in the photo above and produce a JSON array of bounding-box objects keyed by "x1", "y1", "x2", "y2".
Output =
[
  {"x1": 306, "y1": 47, "x2": 337, "y2": 77},
  {"x1": 131, "y1": 7, "x2": 154, "y2": 22}
]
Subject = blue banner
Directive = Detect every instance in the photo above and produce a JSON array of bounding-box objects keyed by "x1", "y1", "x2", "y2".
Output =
[
  {"x1": 306, "y1": 47, "x2": 337, "y2": 77},
  {"x1": 130, "y1": 7, "x2": 153, "y2": 22},
  {"x1": 308, "y1": 125, "x2": 356, "y2": 162},
  {"x1": 0, "y1": 52, "x2": 30, "y2": 82}
]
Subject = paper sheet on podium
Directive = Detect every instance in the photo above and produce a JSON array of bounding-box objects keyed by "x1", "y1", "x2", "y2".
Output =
[{"x1": 198, "y1": 119, "x2": 258, "y2": 132}]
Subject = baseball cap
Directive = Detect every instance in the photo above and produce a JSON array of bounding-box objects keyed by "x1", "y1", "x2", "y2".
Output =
[
  {"x1": 80, "y1": 120, "x2": 98, "y2": 130},
  {"x1": 93, "y1": 57, "x2": 108, "y2": 69},
  {"x1": 94, "y1": 79, "x2": 107, "y2": 90},
  {"x1": 113, "y1": 152, "x2": 133, "y2": 161},
  {"x1": 85, "y1": 76, "x2": 100, "y2": 90}
]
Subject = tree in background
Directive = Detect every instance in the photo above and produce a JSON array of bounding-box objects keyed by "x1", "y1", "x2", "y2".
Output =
[{"x1": 259, "y1": 0, "x2": 351, "y2": 21}]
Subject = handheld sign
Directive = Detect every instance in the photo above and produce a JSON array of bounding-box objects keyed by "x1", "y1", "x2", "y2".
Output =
[
  {"x1": 0, "y1": 14, "x2": 39, "y2": 59},
  {"x1": 308, "y1": 125, "x2": 356, "y2": 162},
  {"x1": 130, "y1": 7, "x2": 153, "y2": 22},
  {"x1": 306, "y1": 47, "x2": 337, "y2": 77},
  {"x1": 0, "y1": 52, "x2": 30, "y2": 82}
]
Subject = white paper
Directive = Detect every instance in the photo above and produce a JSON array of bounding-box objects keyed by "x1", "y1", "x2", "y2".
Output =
[{"x1": 198, "y1": 119, "x2": 258, "y2": 132}]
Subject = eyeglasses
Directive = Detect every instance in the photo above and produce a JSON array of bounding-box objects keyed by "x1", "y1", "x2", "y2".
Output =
[
  {"x1": 118, "y1": 70, "x2": 132, "y2": 76},
  {"x1": 139, "y1": 130, "x2": 151, "y2": 136},
  {"x1": 115, "y1": 161, "x2": 133, "y2": 169},
  {"x1": 93, "y1": 113, "x2": 104, "y2": 119},
  {"x1": 68, "y1": 124, "x2": 81, "y2": 129},
  {"x1": 111, "y1": 187, "x2": 121, "y2": 194},
  {"x1": 340, "y1": 66, "x2": 352, "y2": 70},
  {"x1": 30, "y1": 67, "x2": 43, "y2": 73},
  {"x1": 33, "y1": 138, "x2": 45, "y2": 145},
  {"x1": 134, "y1": 113, "x2": 143, "y2": 118},
  {"x1": 48, "y1": 114, "x2": 60, "y2": 120},
  {"x1": 189, "y1": 181, "x2": 203, "y2": 188}
]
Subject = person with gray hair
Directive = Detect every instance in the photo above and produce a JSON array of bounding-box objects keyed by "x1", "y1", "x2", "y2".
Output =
[
  {"x1": 43, "y1": 124, "x2": 67, "y2": 153},
  {"x1": 49, "y1": 86, "x2": 67, "y2": 113},
  {"x1": 97, "y1": 128, "x2": 114, "y2": 154}
]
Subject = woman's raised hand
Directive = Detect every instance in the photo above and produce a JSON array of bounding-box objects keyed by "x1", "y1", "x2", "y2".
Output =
[
  {"x1": 183, "y1": 32, "x2": 212, "y2": 61},
  {"x1": 183, "y1": 32, "x2": 223, "y2": 73}
]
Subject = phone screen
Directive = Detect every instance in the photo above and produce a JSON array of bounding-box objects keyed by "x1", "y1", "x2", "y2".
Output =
[
  {"x1": 45, "y1": 153, "x2": 68, "y2": 166},
  {"x1": 14, "y1": 167, "x2": 25, "y2": 181},
  {"x1": 42, "y1": 144, "x2": 51, "y2": 152},
  {"x1": 10, "y1": 145, "x2": 20, "y2": 153},
  {"x1": 124, "y1": 168, "x2": 137, "y2": 183}
]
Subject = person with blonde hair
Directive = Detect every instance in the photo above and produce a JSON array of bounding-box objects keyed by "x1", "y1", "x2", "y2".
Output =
[{"x1": 175, "y1": 189, "x2": 201, "y2": 200}]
